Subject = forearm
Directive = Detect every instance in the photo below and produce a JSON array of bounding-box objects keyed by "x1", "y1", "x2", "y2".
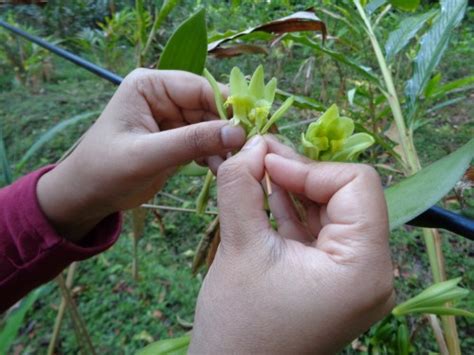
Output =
[{"x1": 0, "y1": 166, "x2": 121, "y2": 313}]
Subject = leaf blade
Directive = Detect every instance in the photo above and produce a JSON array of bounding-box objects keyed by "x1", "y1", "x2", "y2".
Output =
[
  {"x1": 158, "y1": 8, "x2": 207, "y2": 74},
  {"x1": 385, "y1": 139, "x2": 474, "y2": 230}
]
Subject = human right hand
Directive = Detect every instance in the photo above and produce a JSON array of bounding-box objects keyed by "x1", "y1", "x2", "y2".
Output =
[{"x1": 190, "y1": 136, "x2": 395, "y2": 354}]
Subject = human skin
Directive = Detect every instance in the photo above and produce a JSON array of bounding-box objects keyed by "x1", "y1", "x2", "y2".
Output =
[
  {"x1": 190, "y1": 136, "x2": 395, "y2": 354},
  {"x1": 36, "y1": 69, "x2": 246, "y2": 242}
]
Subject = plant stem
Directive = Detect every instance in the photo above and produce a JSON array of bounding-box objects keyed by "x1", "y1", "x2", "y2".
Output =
[
  {"x1": 353, "y1": 2, "x2": 460, "y2": 353},
  {"x1": 48, "y1": 263, "x2": 77, "y2": 355},
  {"x1": 56, "y1": 273, "x2": 96, "y2": 355}
]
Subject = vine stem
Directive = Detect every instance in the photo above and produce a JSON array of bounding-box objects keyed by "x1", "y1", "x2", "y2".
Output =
[{"x1": 353, "y1": 1, "x2": 460, "y2": 354}]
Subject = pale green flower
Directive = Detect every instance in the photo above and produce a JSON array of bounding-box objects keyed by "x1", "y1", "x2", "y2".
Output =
[
  {"x1": 301, "y1": 104, "x2": 375, "y2": 161},
  {"x1": 224, "y1": 65, "x2": 292, "y2": 136}
]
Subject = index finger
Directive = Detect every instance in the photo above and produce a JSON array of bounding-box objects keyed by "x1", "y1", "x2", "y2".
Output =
[{"x1": 264, "y1": 154, "x2": 387, "y2": 229}]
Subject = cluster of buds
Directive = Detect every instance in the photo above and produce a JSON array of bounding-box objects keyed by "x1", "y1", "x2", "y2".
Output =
[{"x1": 301, "y1": 104, "x2": 374, "y2": 161}]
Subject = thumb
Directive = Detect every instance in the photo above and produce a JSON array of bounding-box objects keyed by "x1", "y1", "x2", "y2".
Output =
[
  {"x1": 139, "y1": 121, "x2": 245, "y2": 171},
  {"x1": 217, "y1": 135, "x2": 271, "y2": 250}
]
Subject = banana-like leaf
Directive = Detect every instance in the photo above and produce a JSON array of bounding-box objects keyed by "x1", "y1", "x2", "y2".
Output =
[
  {"x1": 385, "y1": 10, "x2": 437, "y2": 62},
  {"x1": 0, "y1": 287, "x2": 43, "y2": 354},
  {"x1": 289, "y1": 34, "x2": 382, "y2": 87},
  {"x1": 0, "y1": 124, "x2": 12, "y2": 186},
  {"x1": 16, "y1": 111, "x2": 99, "y2": 171},
  {"x1": 208, "y1": 9, "x2": 327, "y2": 55},
  {"x1": 405, "y1": 0, "x2": 467, "y2": 113},
  {"x1": 137, "y1": 335, "x2": 190, "y2": 355},
  {"x1": 158, "y1": 8, "x2": 207, "y2": 74},
  {"x1": 385, "y1": 139, "x2": 474, "y2": 230}
]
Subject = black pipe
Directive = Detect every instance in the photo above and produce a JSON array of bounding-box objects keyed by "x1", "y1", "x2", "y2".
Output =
[
  {"x1": 408, "y1": 206, "x2": 473, "y2": 241},
  {"x1": 0, "y1": 19, "x2": 124, "y2": 85},
  {"x1": 1, "y1": 20, "x2": 473, "y2": 241}
]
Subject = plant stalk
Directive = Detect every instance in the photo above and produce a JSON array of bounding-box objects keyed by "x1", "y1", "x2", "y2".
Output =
[
  {"x1": 56, "y1": 273, "x2": 96, "y2": 355},
  {"x1": 48, "y1": 263, "x2": 77, "y2": 355},
  {"x1": 353, "y1": 2, "x2": 460, "y2": 353}
]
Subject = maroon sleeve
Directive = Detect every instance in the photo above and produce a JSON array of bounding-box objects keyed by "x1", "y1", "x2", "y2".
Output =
[{"x1": 0, "y1": 166, "x2": 121, "y2": 312}]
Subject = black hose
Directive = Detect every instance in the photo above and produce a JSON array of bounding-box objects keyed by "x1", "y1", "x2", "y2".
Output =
[
  {"x1": 0, "y1": 20, "x2": 124, "y2": 85},
  {"x1": 1, "y1": 20, "x2": 473, "y2": 241}
]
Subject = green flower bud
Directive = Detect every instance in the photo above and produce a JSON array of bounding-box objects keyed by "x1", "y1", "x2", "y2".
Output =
[
  {"x1": 392, "y1": 277, "x2": 473, "y2": 318},
  {"x1": 301, "y1": 104, "x2": 375, "y2": 162}
]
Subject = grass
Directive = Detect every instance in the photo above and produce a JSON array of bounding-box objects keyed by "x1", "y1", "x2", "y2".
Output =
[{"x1": 1, "y1": 6, "x2": 473, "y2": 355}]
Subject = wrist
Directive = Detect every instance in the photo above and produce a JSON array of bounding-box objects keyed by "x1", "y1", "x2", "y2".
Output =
[{"x1": 36, "y1": 163, "x2": 108, "y2": 243}]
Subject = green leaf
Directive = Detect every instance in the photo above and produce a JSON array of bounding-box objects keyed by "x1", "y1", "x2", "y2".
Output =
[
  {"x1": 158, "y1": 8, "x2": 207, "y2": 74},
  {"x1": 389, "y1": 0, "x2": 420, "y2": 12},
  {"x1": 261, "y1": 96, "x2": 294, "y2": 134},
  {"x1": 427, "y1": 75, "x2": 474, "y2": 99},
  {"x1": 405, "y1": 0, "x2": 467, "y2": 114},
  {"x1": 156, "y1": 0, "x2": 180, "y2": 29},
  {"x1": 137, "y1": 335, "x2": 190, "y2": 355},
  {"x1": 385, "y1": 10, "x2": 437, "y2": 62},
  {"x1": 0, "y1": 123, "x2": 12, "y2": 186},
  {"x1": 385, "y1": 139, "x2": 474, "y2": 230},
  {"x1": 16, "y1": 111, "x2": 99, "y2": 171},
  {"x1": 0, "y1": 287, "x2": 43, "y2": 354},
  {"x1": 289, "y1": 34, "x2": 382, "y2": 87},
  {"x1": 366, "y1": 0, "x2": 387, "y2": 16},
  {"x1": 276, "y1": 89, "x2": 324, "y2": 111}
]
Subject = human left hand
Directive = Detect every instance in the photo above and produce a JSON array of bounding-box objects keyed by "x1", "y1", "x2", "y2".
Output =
[{"x1": 37, "y1": 69, "x2": 245, "y2": 242}]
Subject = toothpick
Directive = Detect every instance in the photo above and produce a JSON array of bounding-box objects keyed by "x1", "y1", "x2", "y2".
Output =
[{"x1": 264, "y1": 170, "x2": 272, "y2": 195}]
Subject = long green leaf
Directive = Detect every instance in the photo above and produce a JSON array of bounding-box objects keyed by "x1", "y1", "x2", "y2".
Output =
[
  {"x1": 405, "y1": 0, "x2": 467, "y2": 113},
  {"x1": 158, "y1": 8, "x2": 207, "y2": 74},
  {"x1": 137, "y1": 335, "x2": 190, "y2": 355},
  {"x1": 385, "y1": 10, "x2": 437, "y2": 62},
  {"x1": 0, "y1": 124, "x2": 12, "y2": 186},
  {"x1": 289, "y1": 34, "x2": 382, "y2": 87},
  {"x1": 402, "y1": 307, "x2": 474, "y2": 318},
  {"x1": 16, "y1": 111, "x2": 99, "y2": 171},
  {"x1": 0, "y1": 287, "x2": 43, "y2": 354},
  {"x1": 427, "y1": 75, "x2": 474, "y2": 99},
  {"x1": 385, "y1": 138, "x2": 474, "y2": 230}
]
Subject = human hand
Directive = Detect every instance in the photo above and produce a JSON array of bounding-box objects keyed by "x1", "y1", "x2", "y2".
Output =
[
  {"x1": 36, "y1": 69, "x2": 245, "y2": 242},
  {"x1": 190, "y1": 136, "x2": 395, "y2": 354}
]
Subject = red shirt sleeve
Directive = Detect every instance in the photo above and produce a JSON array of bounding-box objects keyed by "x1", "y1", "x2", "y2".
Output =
[{"x1": 0, "y1": 165, "x2": 121, "y2": 312}]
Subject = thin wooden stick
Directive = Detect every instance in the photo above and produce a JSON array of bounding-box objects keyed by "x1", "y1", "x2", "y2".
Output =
[
  {"x1": 264, "y1": 170, "x2": 272, "y2": 195},
  {"x1": 141, "y1": 203, "x2": 218, "y2": 215},
  {"x1": 427, "y1": 315, "x2": 449, "y2": 355}
]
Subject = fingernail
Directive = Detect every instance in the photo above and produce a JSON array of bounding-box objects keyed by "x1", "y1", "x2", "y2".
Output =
[
  {"x1": 242, "y1": 135, "x2": 262, "y2": 150},
  {"x1": 221, "y1": 124, "x2": 246, "y2": 148}
]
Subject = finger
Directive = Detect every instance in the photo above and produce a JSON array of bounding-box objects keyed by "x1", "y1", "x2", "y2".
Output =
[
  {"x1": 264, "y1": 135, "x2": 312, "y2": 164},
  {"x1": 268, "y1": 184, "x2": 313, "y2": 243},
  {"x1": 206, "y1": 155, "x2": 225, "y2": 175},
  {"x1": 122, "y1": 69, "x2": 228, "y2": 125},
  {"x1": 265, "y1": 154, "x2": 388, "y2": 251},
  {"x1": 217, "y1": 136, "x2": 272, "y2": 250},
  {"x1": 137, "y1": 121, "x2": 245, "y2": 174}
]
